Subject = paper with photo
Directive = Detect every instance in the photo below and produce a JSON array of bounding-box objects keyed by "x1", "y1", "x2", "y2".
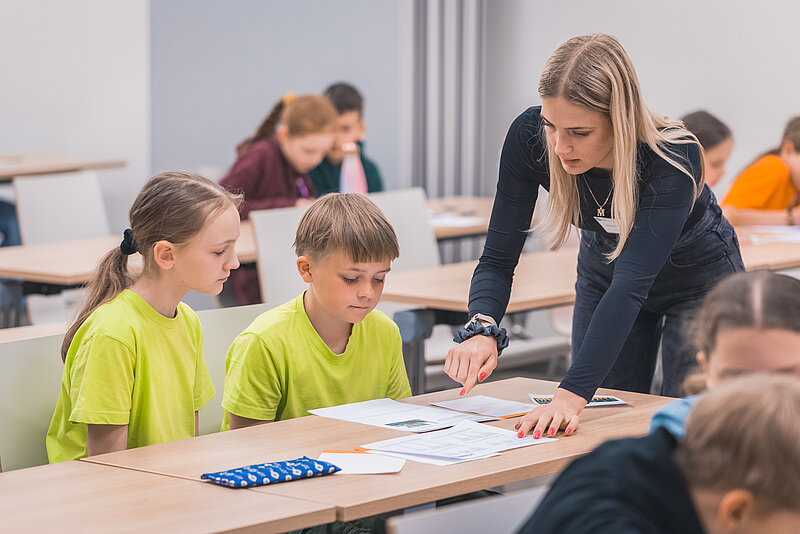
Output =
[
  {"x1": 318, "y1": 451, "x2": 406, "y2": 474},
  {"x1": 309, "y1": 398, "x2": 496, "y2": 433},
  {"x1": 362, "y1": 420, "x2": 556, "y2": 465},
  {"x1": 529, "y1": 394, "x2": 627, "y2": 407},
  {"x1": 431, "y1": 395, "x2": 535, "y2": 418}
]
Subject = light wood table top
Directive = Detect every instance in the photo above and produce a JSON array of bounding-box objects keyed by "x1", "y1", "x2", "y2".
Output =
[
  {"x1": 0, "y1": 197, "x2": 490, "y2": 286},
  {"x1": 382, "y1": 232, "x2": 800, "y2": 313},
  {"x1": 0, "y1": 459, "x2": 335, "y2": 533},
  {"x1": 427, "y1": 196, "x2": 494, "y2": 240},
  {"x1": 83, "y1": 378, "x2": 671, "y2": 521},
  {"x1": 0, "y1": 154, "x2": 125, "y2": 181},
  {"x1": 0, "y1": 220, "x2": 257, "y2": 285}
]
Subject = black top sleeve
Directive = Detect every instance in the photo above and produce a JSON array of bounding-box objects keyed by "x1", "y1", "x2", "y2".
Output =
[{"x1": 468, "y1": 108, "x2": 548, "y2": 323}]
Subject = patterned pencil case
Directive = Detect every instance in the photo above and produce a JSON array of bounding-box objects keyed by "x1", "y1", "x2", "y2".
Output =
[{"x1": 201, "y1": 456, "x2": 340, "y2": 488}]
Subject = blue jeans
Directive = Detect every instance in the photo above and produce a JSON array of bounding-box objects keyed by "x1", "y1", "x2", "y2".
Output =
[{"x1": 572, "y1": 203, "x2": 744, "y2": 396}]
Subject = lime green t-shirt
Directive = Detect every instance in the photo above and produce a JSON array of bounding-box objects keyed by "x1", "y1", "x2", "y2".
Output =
[
  {"x1": 221, "y1": 293, "x2": 411, "y2": 428},
  {"x1": 46, "y1": 290, "x2": 216, "y2": 463}
]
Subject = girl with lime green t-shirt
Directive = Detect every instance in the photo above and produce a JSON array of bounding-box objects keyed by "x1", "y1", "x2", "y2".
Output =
[{"x1": 46, "y1": 171, "x2": 242, "y2": 462}]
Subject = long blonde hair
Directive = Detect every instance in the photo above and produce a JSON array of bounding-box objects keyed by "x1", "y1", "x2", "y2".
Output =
[
  {"x1": 537, "y1": 34, "x2": 704, "y2": 260},
  {"x1": 61, "y1": 171, "x2": 242, "y2": 361}
]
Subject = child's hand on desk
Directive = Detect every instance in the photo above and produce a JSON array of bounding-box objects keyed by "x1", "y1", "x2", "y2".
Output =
[
  {"x1": 515, "y1": 388, "x2": 586, "y2": 439},
  {"x1": 444, "y1": 334, "x2": 497, "y2": 396}
]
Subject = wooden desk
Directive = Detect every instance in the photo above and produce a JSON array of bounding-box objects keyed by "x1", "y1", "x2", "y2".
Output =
[
  {"x1": 0, "y1": 459, "x2": 336, "y2": 533},
  {"x1": 384, "y1": 235, "x2": 800, "y2": 313},
  {"x1": 0, "y1": 221, "x2": 257, "y2": 285},
  {"x1": 82, "y1": 378, "x2": 670, "y2": 521},
  {"x1": 0, "y1": 197, "x2": 487, "y2": 286},
  {"x1": 427, "y1": 196, "x2": 494, "y2": 240},
  {"x1": 0, "y1": 154, "x2": 125, "y2": 181}
]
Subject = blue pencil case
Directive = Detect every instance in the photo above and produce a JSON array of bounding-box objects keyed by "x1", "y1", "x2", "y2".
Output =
[{"x1": 201, "y1": 456, "x2": 340, "y2": 488}]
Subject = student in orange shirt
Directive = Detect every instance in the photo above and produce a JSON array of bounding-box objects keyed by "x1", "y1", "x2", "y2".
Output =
[{"x1": 722, "y1": 116, "x2": 800, "y2": 225}]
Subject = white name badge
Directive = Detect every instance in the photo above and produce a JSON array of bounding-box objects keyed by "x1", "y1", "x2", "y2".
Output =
[{"x1": 594, "y1": 216, "x2": 620, "y2": 234}]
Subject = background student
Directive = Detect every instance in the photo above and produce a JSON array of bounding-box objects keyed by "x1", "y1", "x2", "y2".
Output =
[
  {"x1": 722, "y1": 116, "x2": 800, "y2": 225},
  {"x1": 445, "y1": 34, "x2": 743, "y2": 440},
  {"x1": 517, "y1": 374, "x2": 800, "y2": 534},
  {"x1": 308, "y1": 82, "x2": 384, "y2": 195},
  {"x1": 221, "y1": 193, "x2": 410, "y2": 430},
  {"x1": 650, "y1": 270, "x2": 800, "y2": 439},
  {"x1": 220, "y1": 94, "x2": 338, "y2": 305},
  {"x1": 46, "y1": 172, "x2": 241, "y2": 462},
  {"x1": 681, "y1": 110, "x2": 733, "y2": 188}
]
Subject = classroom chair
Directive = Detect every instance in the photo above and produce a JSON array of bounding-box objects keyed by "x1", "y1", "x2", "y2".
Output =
[
  {"x1": 386, "y1": 486, "x2": 547, "y2": 534},
  {"x1": 250, "y1": 205, "x2": 310, "y2": 306},
  {"x1": 13, "y1": 170, "x2": 110, "y2": 245},
  {"x1": 195, "y1": 302, "x2": 272, "y2": 435},
  {"x1": 0, "y1": 329, "x2": 65, "y2": 470},
  {"x1": 13, "y1": 170, "x2": 112, "y2": 325}
]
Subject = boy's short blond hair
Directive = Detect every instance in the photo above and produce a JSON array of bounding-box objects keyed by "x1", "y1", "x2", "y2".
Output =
[
  {"x1": 675, "y1": 374, "x2": 800, "y2": 513},
  {"x1": 294, "y1": 193, "x2": 399, "y2": 262}
]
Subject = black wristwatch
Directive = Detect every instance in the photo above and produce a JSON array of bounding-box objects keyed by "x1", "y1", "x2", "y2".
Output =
[{"x1": 453, "y1": 318, "x2": 510, "y2": 355}]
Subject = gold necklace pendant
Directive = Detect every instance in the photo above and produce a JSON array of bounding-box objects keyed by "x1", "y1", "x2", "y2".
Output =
[{"x1": 597, "y1": 208, "x2": 605, "y2": 217}]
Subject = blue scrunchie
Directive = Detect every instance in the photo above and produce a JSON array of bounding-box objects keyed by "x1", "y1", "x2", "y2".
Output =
[
  {"x1": 453, "y1": 321, "x2": 510, "y2": 356},
  {"x1": 201, "y1": 456, "x2": 340, "y2": 488}
]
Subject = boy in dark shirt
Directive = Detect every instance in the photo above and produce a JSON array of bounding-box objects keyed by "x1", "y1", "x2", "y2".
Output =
[
  {"x1": 517, "y1": 374, "x2": 800, "y2": 534},
  {"x1": 309, "y1": 83, "x2": 384, "y2": 195}
]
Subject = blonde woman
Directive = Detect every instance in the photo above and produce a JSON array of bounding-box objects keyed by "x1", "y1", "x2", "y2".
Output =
[{"x1": 444, "y1": 34, "x2": 743, "y2": 439}]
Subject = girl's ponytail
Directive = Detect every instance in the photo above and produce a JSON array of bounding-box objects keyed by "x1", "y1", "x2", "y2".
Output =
[
  {"x1": 61, "y1": 245, "x2": 133, "y2": 361},
  {"x1": 239, "y1": 96, "x2": 289, "y2": 156},
  {"x1": 238, "y1": 93, "x2": 336, "y2": 156}
]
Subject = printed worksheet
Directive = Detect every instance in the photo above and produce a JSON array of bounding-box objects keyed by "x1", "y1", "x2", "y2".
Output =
[
  {"x1": 309, "y1": 398, "x2": 496, "y2": 433},
  {"x1": 361, "y1": 420, "x2": 557, "y2": 465},
  {"x1": 431, "y1": 395, "x2": 535, "y2": 418}
]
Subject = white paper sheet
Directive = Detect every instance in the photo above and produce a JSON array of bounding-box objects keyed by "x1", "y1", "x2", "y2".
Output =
[
  {"x1": 318, "y1": 452, "x2": 406, "y2": 474},
  {"x1": 747, "y1": 226, "x2": 800, "y2": 244},
  {"x1": 431, "y1": 395, "x2": 535, "y2": 418},
  {"x1": 529, "y1": 394, "x2": 627, "y2": 407},
  {"x1": 308, "y1": 398, "x2": 496, "y2": 433},
  {"x1": 361, "y1": 420, "x2": 557, "y2": 465},
  {"x1": 428, "y1": 214, "x2": 487, "y2": 228}
]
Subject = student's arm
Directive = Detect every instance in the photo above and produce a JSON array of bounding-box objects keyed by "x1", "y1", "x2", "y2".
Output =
[
  {"x1": 721, "y1": 205, "x2": 797, "y2": 226},
  {"x1": 222, "y1": 334, "x2": 284, "y2": 425},
  {"x1": 87, "y1": 424, "x2": 128, "y2": 456},
  {"x1": 229, "y1": 413, "x2": 272, "y2": 430}
]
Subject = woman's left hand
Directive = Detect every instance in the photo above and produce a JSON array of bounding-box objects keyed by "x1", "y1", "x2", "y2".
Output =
[{"x1": 515, "y1": 387, "x2": 587, "y2": 439}]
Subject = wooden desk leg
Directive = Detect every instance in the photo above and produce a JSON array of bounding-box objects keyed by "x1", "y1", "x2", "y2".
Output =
[{"x1": 394, "y1": 309, "x2": 436, "y2": 395}]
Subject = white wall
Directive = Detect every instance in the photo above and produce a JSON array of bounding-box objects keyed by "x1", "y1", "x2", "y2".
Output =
[
  {"x1": 483, "y1": 0, "x2": 800, "y2": 198},
  {"x1": 149, "y1": 0, "x2": 415, "y2": 190},
  {"x1": 0, "y1": 0, "x2": 151, "y2": 232}
]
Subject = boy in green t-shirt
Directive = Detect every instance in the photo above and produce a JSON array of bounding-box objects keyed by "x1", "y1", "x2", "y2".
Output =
[
  {"x1": 308, "y1": 82, "x2": 384, "y2": 195},
  {"x1": 222, "y1": 193, "x2": 411, "y2": 430}
]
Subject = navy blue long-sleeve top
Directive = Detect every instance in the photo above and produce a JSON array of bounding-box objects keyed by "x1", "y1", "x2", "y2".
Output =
[{"x1": 469, "y1": 106, "x2": 709, "y2": 400}]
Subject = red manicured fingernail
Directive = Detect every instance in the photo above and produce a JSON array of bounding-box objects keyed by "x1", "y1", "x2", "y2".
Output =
[
  {"x1": 459, "y1": 388, "x2": 465, "y2": 396},
  {"x1": 565, "y1": 428, "x2": 573, "y2": 436},
  {"x1": 517, "y1": 431, "x2": 524, "y2": 438},
  {"x1": 514, "y1": 422, "x2": 520, "y2": 430},
  {"x1": 548, "y1": 428, "x2": 555, "y2": 437},
  {"x1": 533, "y1": 431, "x2": 541, "y2": 439},
  {"x1": 478, "y1": 372, "x2": 486, "y2": 382}
]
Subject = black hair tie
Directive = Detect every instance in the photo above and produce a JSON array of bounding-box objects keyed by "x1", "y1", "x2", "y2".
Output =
[{"x1": 120, "y1": 229, "x2": 138, "y2": 255}]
